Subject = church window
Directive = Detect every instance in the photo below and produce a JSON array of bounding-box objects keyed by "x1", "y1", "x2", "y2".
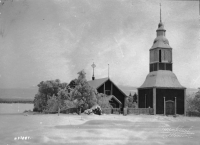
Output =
[
  {"x1": 105, "y1": 90, "x2": 111, "y2": 95},
  {"x1": 155, "y1": 49, "x2": 158, "y2": 62},
  {"x1": 105, "y1": 81, "x2": 111, "y2": 90},
  {"x1": 150, "y1": 51, "x2": 154, "y2": 62},
  {"x1": 159, "y1": 50, "x2": 162, "y2": 62},
  {"x1": 162, "y1": 50, "x2": 165, "y2": 61}
]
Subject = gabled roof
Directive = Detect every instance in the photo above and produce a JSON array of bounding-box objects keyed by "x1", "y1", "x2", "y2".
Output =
[
  {"x1": 88, "y1": 78, "x2": 108, "y2": 89},
  {"x1": 138, "y1": 70, "x2": 186, "y2": 89},
  {"x1": 87, "y1": 77, "x2": 127, "y2": 97}
]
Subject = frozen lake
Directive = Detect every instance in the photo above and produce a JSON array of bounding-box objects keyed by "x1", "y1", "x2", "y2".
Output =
[{"x1": 0, "y1": 103, "x2": 33, "y2": 114}]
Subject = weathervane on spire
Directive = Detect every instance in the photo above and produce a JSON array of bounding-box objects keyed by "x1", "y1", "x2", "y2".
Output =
[{"x1": 91, "y1": 62, "x2": 96, "y2": 80}]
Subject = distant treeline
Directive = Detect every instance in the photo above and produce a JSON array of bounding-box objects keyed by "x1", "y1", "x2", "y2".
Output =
[{"x1": 0, "y1": 98, "x2": 33, "y2": 103}]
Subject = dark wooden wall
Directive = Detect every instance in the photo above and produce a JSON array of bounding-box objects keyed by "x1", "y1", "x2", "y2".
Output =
[
  {"x1": 97, "y1": 85, "x2": 104, "y2": 94},
  {"x1": 105, "y1": 81, "x2": 111, "y2": 90},
  {"x1": 112, "y1": 83, "x2": 125, "y2": 108},
  {"x1": 156, "y1": 89, "x2": 184, "y2": 114},
  {"x1": 138, "y1": 89, "x2": 153, "y2": 108}
]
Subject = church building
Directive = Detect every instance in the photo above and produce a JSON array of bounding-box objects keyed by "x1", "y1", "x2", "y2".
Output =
[
  {"x1": 88, "y1": 63, "x2": 127, "y2": 109},
  {"x1": 138, "y1": 6, "x2": 186, "y2": 115}
]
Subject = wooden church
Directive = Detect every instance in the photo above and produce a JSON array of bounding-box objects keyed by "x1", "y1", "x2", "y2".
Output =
[
  {"x1": 138, "y1": 7, "x2": 186, "y2": 115},
  {"x1": 88, "y1": 63, "x2": 127, "y2": 109}
]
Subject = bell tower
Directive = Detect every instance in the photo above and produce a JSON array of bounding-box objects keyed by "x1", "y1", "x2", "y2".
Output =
[
  {"x1": 149, "y1": 4, "x2": 172, "y2": 72},
  {"x1": 138, "y1": 4, "x2": 186, "y2": 116}
]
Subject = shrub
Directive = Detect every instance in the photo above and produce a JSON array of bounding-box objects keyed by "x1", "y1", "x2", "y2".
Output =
[
  {"x1": 186, "y1": 90, "x2": 200, "y2": 112},
  {"x1": 96, "y1": 93, "x2": 113, "y2": 108},
  {"x1": 61, "y1": 100, "x2": 77, "y2": 111},
  {"x1": 126, "y1": 93, "x2": 138, "y2": 108}
]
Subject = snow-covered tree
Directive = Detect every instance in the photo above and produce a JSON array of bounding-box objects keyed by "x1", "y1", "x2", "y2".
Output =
[
  {"x1": 187, "y1": 89, "x2": 200, "y2": 112},
  {"x1": 96, "y1": 93, "x2": 113, "y2": 108},
  {"x1": 71, "y1": 70, "x2": 97, "y2": 110}
]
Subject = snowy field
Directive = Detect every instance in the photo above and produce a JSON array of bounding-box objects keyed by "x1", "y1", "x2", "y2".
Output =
[{"x1": 0, "y1": 112, "x2": 200, "y2": 145}]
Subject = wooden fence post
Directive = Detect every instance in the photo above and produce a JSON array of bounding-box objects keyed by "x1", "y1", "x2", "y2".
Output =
[
  {"x1": 175, "y1": 97, "x2": 177, "y2": 115},
  {"x1": 148, "y1": 106, "x2": 150, "y2": 115},
  {"x1": 153, "y1": 88, "x2": 156, "y2": 115},
  {"x1": 164, "y1": 97, "x2": 166, "y2": 115}
]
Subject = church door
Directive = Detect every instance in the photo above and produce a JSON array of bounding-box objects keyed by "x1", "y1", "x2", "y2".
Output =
[{"x1": 166, "y1": 100, "x2": 175, "y2": 115}]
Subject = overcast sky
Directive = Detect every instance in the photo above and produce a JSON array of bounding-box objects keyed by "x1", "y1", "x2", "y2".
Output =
[{"x1": 0, "y1": 0, "x2": 199, "y2": 89}]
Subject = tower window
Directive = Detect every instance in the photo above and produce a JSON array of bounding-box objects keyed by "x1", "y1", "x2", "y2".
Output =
[{"x1": 159, "y1": 50, "x2": 161, "y2": 62}]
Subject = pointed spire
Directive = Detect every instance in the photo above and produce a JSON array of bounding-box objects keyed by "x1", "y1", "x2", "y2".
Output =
[
  {"x1": 160, "y1": 3, "x2": 162, "y2": 23},
  {"x1": 158, "y1": 3, "x2": 164, "y2": 29},
  {"x1": 108, "y1": 64, "x2": 109, "y2": 78}
]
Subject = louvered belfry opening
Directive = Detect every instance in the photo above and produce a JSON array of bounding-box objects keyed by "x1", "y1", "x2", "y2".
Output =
[
  {"x1": 149, "y1": 48, "x2": 172, "y2": 72},
  {"x1": 159, "y1": 50, "x2": 161, "y2": 62}
]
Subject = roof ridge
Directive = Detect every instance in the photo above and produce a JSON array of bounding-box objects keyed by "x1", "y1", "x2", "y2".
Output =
[{"x1": 87, "y1": 77, "x2": 108, "y2": 82}]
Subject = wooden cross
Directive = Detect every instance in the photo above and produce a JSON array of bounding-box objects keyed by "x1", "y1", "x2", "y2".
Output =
[{"x1": 91, "y1": 62, "x2": 96, "y2": 77}]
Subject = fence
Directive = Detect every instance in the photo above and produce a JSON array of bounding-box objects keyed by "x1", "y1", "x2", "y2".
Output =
[
  {"x1": 101, "y1": 108, "x2": 153, "y2": 115},
  {"x1": 127, "y1": 108, "x2": 154, "y2": 115},
  {"x1": 112, "y1": 108, "x2": 121, "y2": 114},
  {"x1": 101, "y1": 108, "x2": 121, "y2": 114},
  {"x1": 101, "y1": 108, "x2": 112, "y2": 114},
  {"x1": 186, "y1": 111, "x2": 200, "y2": 117}
]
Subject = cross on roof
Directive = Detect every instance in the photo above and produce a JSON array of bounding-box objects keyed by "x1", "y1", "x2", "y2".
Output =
[
  {"x1": 91, "y1": 62, "x2": 96, "y2": 80},
  {"x1": 91, "y1": 62, "x2": 96, "y2": 68}
]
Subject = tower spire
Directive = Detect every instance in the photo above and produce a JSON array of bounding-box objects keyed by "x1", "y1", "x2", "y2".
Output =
[
  {"x1": 108, "y1": 64, "x2": 109, "y2": 78},
  {"x1": 158, "y1": 3, "x2": 164, "y2": 29},
  {"x1": 160, "y1": 3, "x2": 162, "y2": 23}
]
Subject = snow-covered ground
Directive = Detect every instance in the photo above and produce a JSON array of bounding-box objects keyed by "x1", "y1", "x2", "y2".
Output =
[{"x1": 0, "y1": 113, "x2": 200, "y2": 145}]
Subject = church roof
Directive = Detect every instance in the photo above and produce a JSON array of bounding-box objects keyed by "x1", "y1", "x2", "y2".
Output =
[
  {"x1": 150, "y1": 8, "x2": 172, "y2": 50},
  {"x1": 150, "y1": 36, "x2": 171, "y2": 49},
  {"x1": 88, "y1": 77, "x2": 108, "y2": 89},
  {"x1": 138, "y1": 70, "x2": 186, "y2": 89},
  {"x1": 87, "y1": 77, "x2": 127, "y2": 97}
]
